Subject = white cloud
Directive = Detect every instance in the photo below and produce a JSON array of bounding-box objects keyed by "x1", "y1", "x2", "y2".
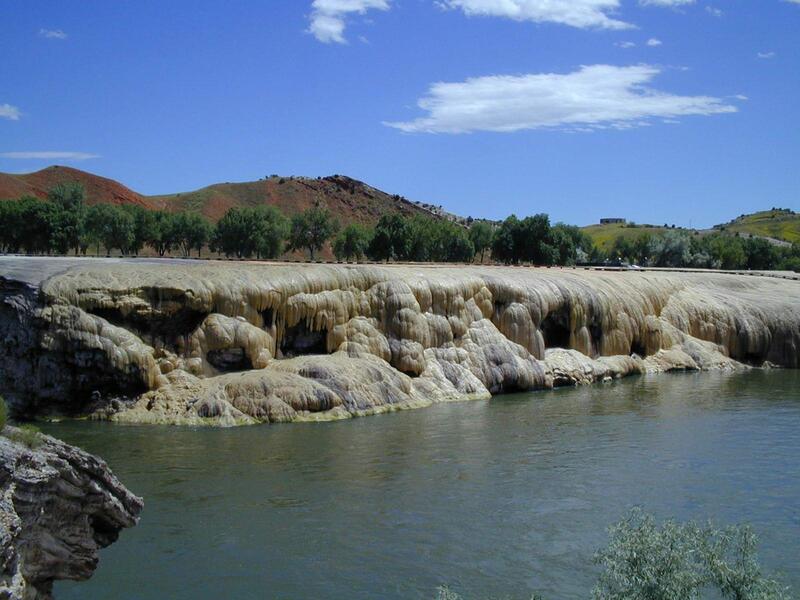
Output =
[
  {"x1": 646, "y1": 37, "x2": 662, "y2": 46},
  {"x1": 639, "y1": 0, "x2": 694, "y2": 6},
  {"x1": 616, "y1": 41, "x2": 636, "y2": 48},
  {"x1": 706, "y1": 6, "x2": 723, "y2": 16},
  {"x1": 385, "y1": 65, "x2": 738, "y2": 134},
  {"x1": 308, "y1": 0, "x2": 390, "y2": 43},
  {"x1": 440, "y1": 0, "x2": 633, "y2": 30},
  {"x1": 0, "y1": 104, "x2": 21, "y2": 120},
  {"x1": 39, "y1": 28, "x2": 67, "y2": 39},
  {"x1": 757, "y1": 51, "x2": 776, "y2": 59},
  {"x1": 0, "y1": 151, "x2": 99, "y2": 160}
]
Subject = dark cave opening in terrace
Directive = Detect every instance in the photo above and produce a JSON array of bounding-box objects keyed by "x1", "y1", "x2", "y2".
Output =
[
  {"x1": 207, "y1": 348, "x2": 253, "y2": 372},
  {"x1": 541, "y1": 307, "x2": 571, "y2": 349},
  {"x1": 280, "y1": 320, "x2": 328, "y2": 357}
]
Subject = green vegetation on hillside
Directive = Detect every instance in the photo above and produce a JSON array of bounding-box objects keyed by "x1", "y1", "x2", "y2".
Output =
[
  {"x1": 715, "y1": 209, "x2": 799, "y2": 243},
  {"x1": 595, "y1": 229, "x2": 799, "y2": 271},
  {"x1": 583, "y1": 222, "x2": 673, "y2": 252}
]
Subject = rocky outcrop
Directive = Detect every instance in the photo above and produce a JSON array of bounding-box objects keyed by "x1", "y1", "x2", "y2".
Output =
[
  {"x1": 0, "y1": 427, "x2": 142, "y2": 600},
  {"x1": 1, "y1": 258, "x2": 798, "y2": 425}
]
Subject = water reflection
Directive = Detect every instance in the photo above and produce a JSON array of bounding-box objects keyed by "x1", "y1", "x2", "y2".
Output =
[{"x1": 43, "y1": 370, "x2": 800, "y2": 600}]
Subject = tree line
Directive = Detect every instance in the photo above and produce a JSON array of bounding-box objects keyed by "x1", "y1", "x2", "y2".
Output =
[
  {"x1": 0, "y1": 184, "x2": 214, "y2": 257},
  {"x1": 603, "y1": 230, "x2": 800, "y2": 272},
  {"x1": 1, "y1": 183, "x2": 796, "y2": 271},
  {"x1": 0, "y1": 183, "x2": 593, "y2": 265}
]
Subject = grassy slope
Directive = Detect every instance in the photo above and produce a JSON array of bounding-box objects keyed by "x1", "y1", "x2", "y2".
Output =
[
  {"x1": 717, "y1": 210, "x2": 800, "y2": 243},
  {"x1": 581, "y1": 223, "x2": 673, "y2": 251},
  {"x1": 584, "y1": 210, "x2": 800, "y2": 250}
]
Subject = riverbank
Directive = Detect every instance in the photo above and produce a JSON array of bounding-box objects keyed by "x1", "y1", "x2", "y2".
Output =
[{"x1": 1, "y1": 257, "x2": 798, "y2": 426}]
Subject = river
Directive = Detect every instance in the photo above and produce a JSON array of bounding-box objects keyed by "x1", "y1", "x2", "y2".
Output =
[{"x1": 41, "y1": 370, "x2": 800, "y2": 599}]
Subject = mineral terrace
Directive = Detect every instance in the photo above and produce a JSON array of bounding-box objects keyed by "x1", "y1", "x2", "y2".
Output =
[{"x1": 1, "y1": 257, "x2": 798, "y2": 426}]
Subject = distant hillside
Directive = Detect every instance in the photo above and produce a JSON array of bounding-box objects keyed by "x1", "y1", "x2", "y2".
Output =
[
  {"x1": 0, "y1": 167, "x2": 442, "y2": 227},
  {"x1": 583, "y1": 209, "x2": 800, "y2": 250},
  {"x1": 581, "y1": 222, "x2": 675, "y2": 251},
  {"x1": 0, "y1": 166, "x2": 149, "y2": 208},
  {"x1": 148, "y1": 174, "x2": 438, "y2": 225},
  {"x1": 713, "y1": 209, "x2": 799, "y2": 244}
]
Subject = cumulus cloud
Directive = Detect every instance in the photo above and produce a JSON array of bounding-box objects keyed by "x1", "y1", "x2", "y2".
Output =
[
  {"x1": 384, "y1": 65, "x2": 738, "y2": 134},
  {"x1": 706, "y1": 6, "x2": 723, "y2": 16},
  {"x1": 0, "y1": 151, "x2": 99, "y2": 160},
  {"x1": 616, "y1": 41, "x2": 636, "y2": 48},
  {"x1": 646, "y1": 37, "x2": 662, "y2": 46},
  {"x1": 757, "y1": 51, "x2": 776, "y2": 59},
  {"x1": 39, "y1": 28, "x2": 67, "y2": 39},
  {"x1": 440, "y1": 0, "x2": 632, "y2": 30},
  {"x1": 0, "y1": 104, "x2": 21, "y2": 120},
  {"x1": 308, "y1": 0, "x2": 390, "y2": 43}
]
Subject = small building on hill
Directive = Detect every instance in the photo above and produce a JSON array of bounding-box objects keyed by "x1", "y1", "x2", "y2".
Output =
[{"x1": 600, "y1": 218, "x2": 627, "y2": 225}]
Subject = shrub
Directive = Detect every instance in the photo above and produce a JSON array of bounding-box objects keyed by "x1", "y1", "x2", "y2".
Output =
[
  {"x1": 594, "y1": 509, "x2": 789, "y2": 600},
  {"x1": 593, "y1": 509, "x2": 706, "y2": 600},
  {"x1": 0, "y1": 396, "x2": 6, "y2": 430},
  {"x1": 437, "y1": 511, "x2": 789, "y2": 600},
  {"x1": 9, "y1": 424, "x2": 43, "y2": 449}
]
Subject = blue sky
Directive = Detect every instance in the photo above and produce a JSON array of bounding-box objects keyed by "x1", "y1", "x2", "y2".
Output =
[{"x1": 1, "y1": 0, "x2": 798, "y2": 227}]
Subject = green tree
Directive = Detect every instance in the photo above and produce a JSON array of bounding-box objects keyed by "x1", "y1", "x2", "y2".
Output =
[
  {"x1": 491, "y1": 215, "x2": 520, "y2": 264},
  {"x1": 649, "y1": 231, "x2": 692, "y2": 268},
  {"x1": 469, "y1": 221, "x2": 493, "y2": 263},
  {"x1": 368, "y1": 214, "x2": 411, "y2": 262},
  {"x1": 84, "y1": 204, "x2": 135, "y2": 255},
  {"x1": 610, "y1": 235, "x2": 636, "y2": 263},
  {"x1": 443, "y1": 226, "x2": 475, "y2": 262},
  {"x1": 121, "y1": 206, "x2": 157, "y2": 256},
  {"x1": 709, "y1": 235, "x2": 747, "y2": 270},
  {"x1": 146, "y1": 212, "x2": 178, "y2": 257},
  {"x1": 333, "y1": 223, "x2": 371, "y2": 261},
  {"x1": 173, "y1": 212, "x2": 212, "y2": 257},
  {"x1": 48, "y1": 182, "x2": 86, "y2": 254},
  {"x1": 287, "y1": 206, "x2": 338, "y2": 260},
  {"x1": 212, "y1": 206, "x2": 287, "y2": 259},
  {"x1": 744, "y1": 238, "x2": 779, "y2": 271},
  {"x1": 551, "y1": 223, "x2": 592, "y2": 265},
  {"x1": 0, "y1": 200, "x2": 25, "y2": 253},
  {"x1": 17, "y1": 197, "x2": 58, "y2": 254},
  {"x1": 518, "y1": 214, "x2": 558, "y2": 265}
]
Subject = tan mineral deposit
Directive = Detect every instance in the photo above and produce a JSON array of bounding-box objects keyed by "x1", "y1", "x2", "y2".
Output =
[{"x1": 1, "y1": 257, "x2": 797, "y2": 427}]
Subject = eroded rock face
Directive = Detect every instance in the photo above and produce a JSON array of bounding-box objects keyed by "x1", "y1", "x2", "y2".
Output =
[
  {"x1": 1, "y1": 260, "x2": 798, "y2": 425},
  {"x1": 0, "y1": 428, "x2": 142, "y2": 600}
]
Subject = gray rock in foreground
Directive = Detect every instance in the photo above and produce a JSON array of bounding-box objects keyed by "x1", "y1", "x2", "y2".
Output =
[{"x1": 0, "y1": 427, "x2": 142, "y2": 600}]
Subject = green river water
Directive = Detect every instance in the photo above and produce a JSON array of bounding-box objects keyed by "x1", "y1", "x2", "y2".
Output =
[{"x1": 41, "y1": 370, "x2": 800, "y2": 599}]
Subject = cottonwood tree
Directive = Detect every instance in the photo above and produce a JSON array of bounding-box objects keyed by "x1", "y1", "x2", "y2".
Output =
[
  {"x1": 287, "y1": 206, "x2": 338, "y2": 261},
  {"x1": 469, "y1": 221, "x2": 493, "y2": 263},
  {"x1": 333, "y1": 223, "x2": 371, "y2": 261}
]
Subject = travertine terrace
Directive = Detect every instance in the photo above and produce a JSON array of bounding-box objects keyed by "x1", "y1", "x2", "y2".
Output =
[{"x1": 1, "y1": 257, "x2": 798, "y2": 426}]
